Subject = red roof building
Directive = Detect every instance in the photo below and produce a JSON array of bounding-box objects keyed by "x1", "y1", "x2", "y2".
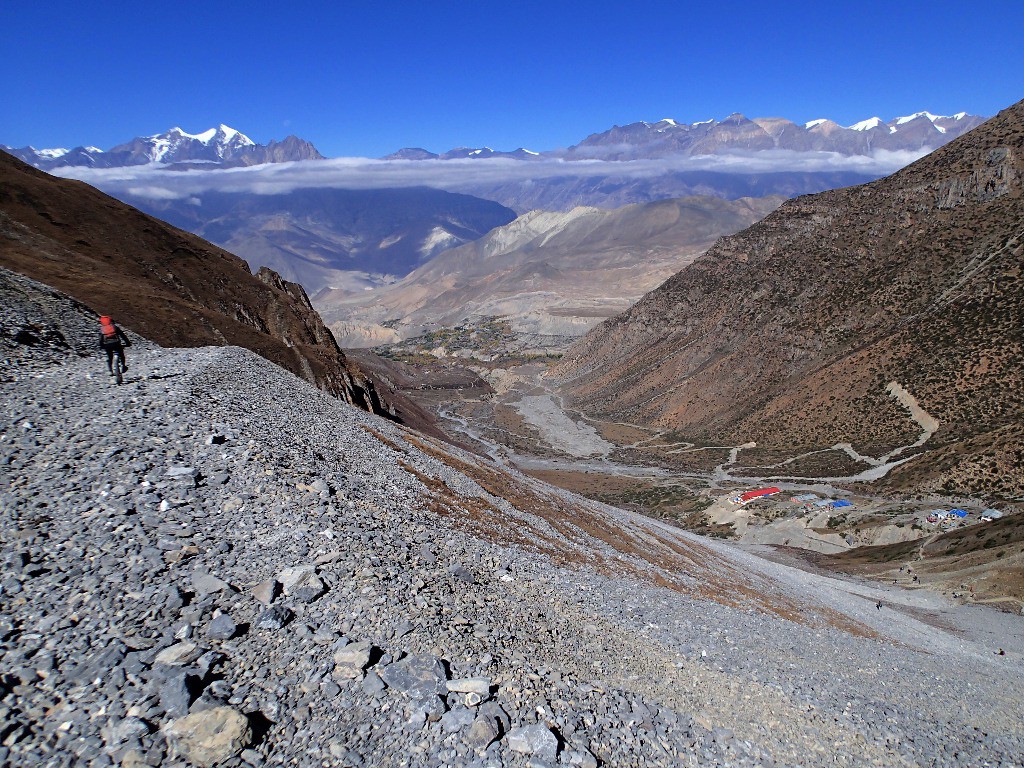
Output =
[{"x1": 739, "y1": 487, "x2": 781, "y2": 503}]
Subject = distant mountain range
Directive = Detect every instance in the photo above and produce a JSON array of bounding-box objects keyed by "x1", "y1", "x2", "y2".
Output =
[
  {"x1": 2, "y1": 125, "x2": 323, "y2": 169},
  {"x1": 0, "y1": 110, "x2": 989, "y2": 292},
  {"x1": 5, "y1": 111, "x2": 985, "y2": 173},
  {"x1": 387, "y1": 111, "x2": 985, "y2": 162},
  {"x1": 559, "y1": 111, "x2": 985, "y2": 160},
  {"x1": 388, "y1": 110, "x2": 987, "y2": 212}
]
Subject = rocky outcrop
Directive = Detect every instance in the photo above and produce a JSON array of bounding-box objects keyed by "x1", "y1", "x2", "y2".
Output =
[{"x1": 555, "y1": 99, "x2": 1024, "y2": 500}]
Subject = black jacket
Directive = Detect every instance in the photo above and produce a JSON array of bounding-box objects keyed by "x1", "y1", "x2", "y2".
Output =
[{"x1": 99, "y1": 326, "x2": 131, "y2": 349}]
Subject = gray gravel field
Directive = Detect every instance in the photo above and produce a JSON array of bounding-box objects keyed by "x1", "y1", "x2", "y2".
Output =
[{"x1": 2, "y1": 270, "x2": 1023, "y2": 768}]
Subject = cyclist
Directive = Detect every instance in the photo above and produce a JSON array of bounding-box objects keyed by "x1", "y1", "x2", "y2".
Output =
[{"x1": 98, "y1": 316, "x2": 131, "y2": 376}]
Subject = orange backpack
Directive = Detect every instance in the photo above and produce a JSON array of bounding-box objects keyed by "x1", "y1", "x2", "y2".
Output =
[{"x1": 99, "y1": 316, "x2": 118, "y2": 342}]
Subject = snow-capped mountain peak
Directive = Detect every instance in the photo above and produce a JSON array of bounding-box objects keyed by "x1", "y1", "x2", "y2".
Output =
[
  {"x1": 159, "y1": 125, "x2": 254, "y2": 145},
  {"x1": 894, "y1": 111, "x2": 944, "y2": 125},
  {"x1": 215, "y1": 124, "x2": 255, "y2": 146},
  {"x1": 804, "y1": 119, "x2": 829, "y2": 129},
  {"x1": 848, "y1": 117, "x2": 883, "y2": 131},
  {"x1": 140, "y1": 125, "x2": 258, "y2": 162},
  {"x1": 5, "y1": 126, "x2": 323, "y2": 170}
]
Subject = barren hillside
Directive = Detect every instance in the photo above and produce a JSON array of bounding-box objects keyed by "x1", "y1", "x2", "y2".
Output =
[{"x1": 555, "y1": 99, "x2": 1024, "y2": 501}]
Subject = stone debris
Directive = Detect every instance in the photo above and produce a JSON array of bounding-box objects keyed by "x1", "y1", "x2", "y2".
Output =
[
  {"x1": 154, "y1": 641, "x2": 200, "y2": 666},
  {"x1": 164, "y1": 706, "x2": 251, "y2": 767},
  {"x1": 253, "y1": 605, "x2": 293, "y2": 630},
  {"x1": 277, "y1": 564, "x2": 326, "y2": 603},
  {"x1": 506, "y1": 723, "x2": 559, "y2": 759},
  {"x1": 2, "y1": 282, "x2": 1023, "y2": 768},
  {"x1": 250, "y1": 577, "x2": 279, "y2": 605},
  {"x1": 379, "y1": 655, "x2": 448, "y2": 700},
  {"x1": 205, "y1": 613, "x2": 238, "y2": 641},
  {"x1": 191, "y1": 571, "x2": 232, "y2": 596},
  {"x1": 333, "y1": 640, "x2": 374, "y2": 679},
  {"x1": 447, "y1": 677, "x2": 491, "y2": 695}
]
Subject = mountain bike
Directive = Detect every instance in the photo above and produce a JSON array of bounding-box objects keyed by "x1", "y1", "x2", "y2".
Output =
[{"x1": 110, "y1": 348, "x2": 126, "y2": 385}]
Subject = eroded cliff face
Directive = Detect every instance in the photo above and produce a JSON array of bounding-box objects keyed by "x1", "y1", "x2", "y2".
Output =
[
  {"x1": 555, "y1": 100, "x2": 1024, "y2": 499},
  {"x1": 0, "y1": 150, "x2": 410, "y2": 425}
]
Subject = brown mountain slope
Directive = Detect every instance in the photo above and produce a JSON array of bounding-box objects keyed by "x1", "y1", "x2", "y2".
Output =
[
  {"x1": 555, "y1": 100, "x2": 1023, "y2": 501},
  {"x1": 0, "y1": 149, "x2": 437, "y2": 430}
]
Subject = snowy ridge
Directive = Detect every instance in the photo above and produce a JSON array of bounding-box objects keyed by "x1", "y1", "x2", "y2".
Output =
[
  {"x1": 4, "y1": 125, "x2": 324, "y2": 170},
  {"x1": 848, "y1": 117, "x2": 882, "y2": 131},
  {"x1": 157, "y1": 124, "x2": 254, "y2": 146},
  {"x1": 144, "y1": 124, "x2": 256, "y2": 162},
  {"x1": 895, "y1": 111, "x2": 944, "y2": 125}
]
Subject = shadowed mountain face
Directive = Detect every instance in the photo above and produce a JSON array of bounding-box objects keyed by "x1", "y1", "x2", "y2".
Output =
[
  {"x1": 0, "y1": 149, "x2": 445, "y2": 434},
  {"x1": 127, "y1": 187, "x2": 518, "y2": 294},
  {"x1": 314, "y1": 195, "x2": 785, "y2": 349},
  {"x1": 555, "y1": 100, "x2": 1024, "y2": 501}
]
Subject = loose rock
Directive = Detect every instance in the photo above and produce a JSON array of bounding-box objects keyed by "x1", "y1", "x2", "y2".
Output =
[{"x1": 164, "y1": 706, "x2": 251, "y2": 767}]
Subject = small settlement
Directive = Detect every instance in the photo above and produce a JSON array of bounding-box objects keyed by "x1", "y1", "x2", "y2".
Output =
[
  {"x1": 732, "y1": 488, "x2": 856, "y2": 512},
  {"x1": 728, "y1": 487, "x2": 1006, "y2": 532}
]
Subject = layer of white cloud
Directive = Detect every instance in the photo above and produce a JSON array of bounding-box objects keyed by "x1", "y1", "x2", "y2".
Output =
[{"x1": 50, "y1": 149, "x2": 928, "y2": 201}]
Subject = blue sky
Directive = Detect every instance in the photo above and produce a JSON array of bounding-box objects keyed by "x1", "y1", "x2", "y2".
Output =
[{"x1": 4, "y1": 0, "x2": 1022, "y2": 157}]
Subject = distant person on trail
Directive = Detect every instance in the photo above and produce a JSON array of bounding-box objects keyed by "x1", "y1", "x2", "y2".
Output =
[{"x1": 98, "y1": 315, "x2": 130, "y2": 375}]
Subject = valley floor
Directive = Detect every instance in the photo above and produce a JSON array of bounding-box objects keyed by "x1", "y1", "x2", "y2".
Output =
[
  {"x1": 394, "y1": 356, "x2": 1022, "y2": 607},
  {"x1": 3, "y1": 341, "x2": 1024, "y2": 767}
]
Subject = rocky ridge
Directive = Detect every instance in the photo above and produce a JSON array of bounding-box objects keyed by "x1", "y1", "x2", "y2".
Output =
[{"x1": 3, "y1": 273, "x2": 1024, "y2": 767}]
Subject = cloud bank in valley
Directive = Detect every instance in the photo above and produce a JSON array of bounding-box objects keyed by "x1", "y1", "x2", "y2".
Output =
[{"x1": 51, "y1": 149, "x2": 927, "y2": 201}]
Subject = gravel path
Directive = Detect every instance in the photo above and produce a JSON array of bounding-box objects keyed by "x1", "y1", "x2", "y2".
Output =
[{"x1": 3, "y1": 279, "x2": 1023, "y2": 768}]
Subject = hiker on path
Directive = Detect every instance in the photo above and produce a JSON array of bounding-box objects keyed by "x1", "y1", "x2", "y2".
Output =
[{"x1": 98, "y1": 316, "x2": 130, "y2": 376}]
